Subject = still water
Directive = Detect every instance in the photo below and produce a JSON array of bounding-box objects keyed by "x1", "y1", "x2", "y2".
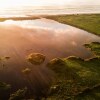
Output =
[
  {"x1": 0, "y1": 18, "x2": 100, "y2": 59},
  {"x1": 0, "y1": 18, "x2": 100, "y2": 96}
]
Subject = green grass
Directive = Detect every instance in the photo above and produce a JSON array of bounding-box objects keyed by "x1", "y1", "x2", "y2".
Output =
[
  {"x1": 0, "y1": 16, "x2": 40, "y2": 22},
  {"x1": 45, "y1": 14, "x2": 100, "y2": 36},
  {"x1": 47, "y1": 43, "x2": 100, "y2": 100},
  {"x1": 47, "y1": 57, "x2": 100, "y2": 99}
]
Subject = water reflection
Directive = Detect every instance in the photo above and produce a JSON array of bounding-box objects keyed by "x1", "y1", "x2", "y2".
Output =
[
  {"x1": 0, "y1": 18, "x2": 100, "y2": 59},
  {"x1": 0, "y1": 18, "x2": 100, "y2": 98}
]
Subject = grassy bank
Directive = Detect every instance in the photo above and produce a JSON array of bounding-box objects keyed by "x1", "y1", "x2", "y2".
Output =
[
  {"x1": 1, "y1": 14, "x2": 100, "y2": 36},
  {"x1": 0, "y1": 16, "x2": 40, "y2": 22},
  {"x1": 47, "y1": 42, "x2": 100, "y2": 100},
  {"x1": 45, "y1": 14, "x2": 100, "y2": 36}
]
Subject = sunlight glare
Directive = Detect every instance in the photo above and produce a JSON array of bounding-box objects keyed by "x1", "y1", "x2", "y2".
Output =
[
  {"x1": 0, "y1": 0, "x2": 73, "y2": 9},
  {"x1": 2, "y1": 20, "x2": 15, "y2": 25}
]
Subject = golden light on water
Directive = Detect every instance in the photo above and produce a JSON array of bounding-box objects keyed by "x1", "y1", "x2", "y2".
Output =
[{"x1": 3, "y1": 20, "x2": 14, "y2": 24}]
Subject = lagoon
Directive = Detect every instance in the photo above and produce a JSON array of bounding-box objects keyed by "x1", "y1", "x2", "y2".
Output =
[{"x1": 0, "y1": 18, "x2": 100, "y2": 98}]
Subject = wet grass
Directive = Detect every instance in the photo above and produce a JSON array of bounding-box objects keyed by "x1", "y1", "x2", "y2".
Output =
[
  {"x1": 45, "y1": 14, "x2": 100, "y2": 36},
  {"x1": 0, "y1": 16, "x2": 40, "y2": 22},
  {"x1": 47, "y1": 58, "x2": 100, "y2": 99}
]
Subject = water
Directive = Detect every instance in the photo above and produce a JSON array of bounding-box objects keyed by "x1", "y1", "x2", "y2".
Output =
[
  {"x1": 0, "y1": 5, "x2": 100, "y2": 17},
  {"x1": 0, "y1": 18, "x2": 100, "y2": 59},
  {"x1": 0, "y1": 18, "x2": 100, "y2": 98}
]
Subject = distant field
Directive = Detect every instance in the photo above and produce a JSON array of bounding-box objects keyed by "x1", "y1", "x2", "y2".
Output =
[{"x1": 45, "y1": 14, "x2": 100, "y2": 36}]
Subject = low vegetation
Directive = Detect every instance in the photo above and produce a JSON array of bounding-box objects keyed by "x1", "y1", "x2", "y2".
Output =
[
  {"x1": 46, "y1": 42, "x2": 100, "y2": 99},
  {"x1": 0, "y1": 82, "x2": 11, "y2": 99},
  {"x1": 26, "y1": 53, "x2": 45, "y2": 65},
  {"x1": 0, "y1": 82, "x2": 11, "y2": 91},
  {"x1": 9, "y1": 87, "x2": 27, "y2": 100},
  {"x1": 0, "y1": 16, "x2": 39, "y2": 22}
]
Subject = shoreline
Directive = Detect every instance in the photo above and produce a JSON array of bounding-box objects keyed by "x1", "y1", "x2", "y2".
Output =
[
  {"x1": 0, "y1": 13, "x2": 100, "y2": 21},
  {"x1": 0, "y1": 13, "x2": 100, "y2": 36}
]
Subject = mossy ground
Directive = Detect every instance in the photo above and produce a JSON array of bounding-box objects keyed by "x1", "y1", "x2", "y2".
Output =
[{"x1": 47, "y1": 42, "x2": 100, "y2": 100}]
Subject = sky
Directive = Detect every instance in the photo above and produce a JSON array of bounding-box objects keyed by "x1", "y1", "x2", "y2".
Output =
[{"x1": 0, "y1": 0, "x2": 100, "y2": 7}]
